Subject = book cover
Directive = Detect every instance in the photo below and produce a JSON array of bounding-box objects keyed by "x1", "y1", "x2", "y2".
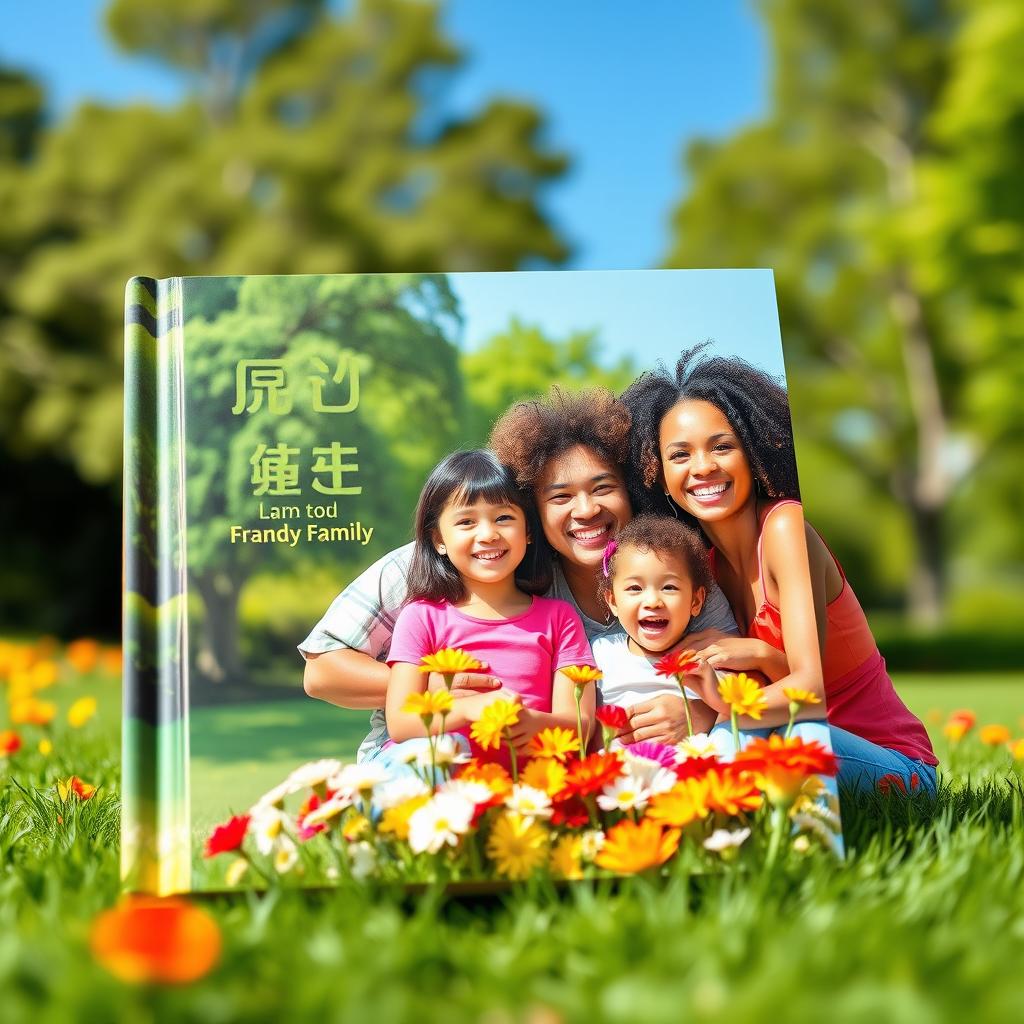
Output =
[{"x1": 123, "y1": 269, "x2": 849, "y2": 894}]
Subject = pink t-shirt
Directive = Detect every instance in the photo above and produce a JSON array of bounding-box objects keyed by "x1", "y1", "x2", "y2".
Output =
[{"x1": 387, "y1": 597, "x2": 595, "y2": 718}]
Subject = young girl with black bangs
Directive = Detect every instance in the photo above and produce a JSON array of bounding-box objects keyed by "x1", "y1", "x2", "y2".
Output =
[
  {"x1": 621, "y1": 344, "x2": 937, "y2": 793},
  {"x1": 380, "y1": 449, "x2": 596, "y2": 769}
]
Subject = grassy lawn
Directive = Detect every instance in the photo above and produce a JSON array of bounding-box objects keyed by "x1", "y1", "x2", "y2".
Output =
[{"x1": 5, "y1": 654, "x2": 1024, "y2": 1021}]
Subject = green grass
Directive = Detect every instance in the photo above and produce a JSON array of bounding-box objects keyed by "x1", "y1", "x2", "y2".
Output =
[{"x1": 3, "y1": 665, "x2": 1024, "y2": 1021}]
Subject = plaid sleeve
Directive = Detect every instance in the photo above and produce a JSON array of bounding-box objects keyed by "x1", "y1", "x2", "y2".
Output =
[{"x1": 297, "y1": 542, "x2": 414, "y2": 660}]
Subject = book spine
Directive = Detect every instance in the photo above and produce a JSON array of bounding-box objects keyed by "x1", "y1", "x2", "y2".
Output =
[{"x1": 122, "y1": 276, "x2": 192, "y2": 894}]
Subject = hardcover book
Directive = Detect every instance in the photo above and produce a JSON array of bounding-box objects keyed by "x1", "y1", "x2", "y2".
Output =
[{"x1": 122, "y1": 269, "x2": 846, "y2": 894}]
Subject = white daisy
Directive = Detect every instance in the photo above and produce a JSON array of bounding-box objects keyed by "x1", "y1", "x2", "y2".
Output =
[
  {"x1": 596, "y1": 774, "x2": 652, "y2": 813},
  {"x1": 407, "y1": 793, "x2": 474, "y2": 854},
  {"x1": 300, "y1": 793, "x2": 354, "y2": 828},
  {"x1": 347, "y1": 841, "x2": 378, "y2": 881},
  {"x1": 703, "y1": 827, "x2": 751, "y2": 853},
  {"x1": 622, "y1": 756, "x2": 677, "y2": 796},
  {"x1": 580, "y1": 830, "x2": 605, "y2": 861},
  {"x1": 273, "y1": 836, "x2": 298, "y2": 874},
  {"x1": 437, "y1": 778, "x2": 494, "y2": 805},
  {"x1": 503, "y1": 784, "x2": 553, "y2": 820},
  {"x1": 286, "y1": 758, "x2": 343, "y2": 791},
  {"x1": 375, "y1": 774, "x2": 430, "y2": 811},
  {"x1": 676, "y1": 732, "x2": 717, "y2": 760},
  {"x1": 328, "y1": 762, "x2": 391, "y2": 799},
  {"x1": 249, "y1": 805, "x2": 290, "y2": 856},
  {"x1": 414, "y1": 735, "x2": 471, "y2": 770}
]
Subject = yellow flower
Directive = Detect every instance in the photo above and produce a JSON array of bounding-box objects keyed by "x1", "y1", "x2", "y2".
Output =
[
  {"x1": 486, "y1": 813, "x2": 548, "y2": 880},
  {"x1": 57, "y1": 776, "x2": 97, "y2": 801},
  {"x1": 782, "y1": 687, "x2": 821, "y2": 708},
  {"x1": 717, "y1": 673, "x2": 768, "y2": 720},
  {"x1": 594, "y1": 818, "x2": 681, "y2": 875},
  {"x1": 38, "y1": 738, "x2": 53, "y2": 756},
  {"x1": 29, "y1": 661, "x2": 59, "y2": 690},
  {"x1": 979, "y1": 724, "x2": 1011, "y2": 747},
  {"x1": 527, "y1": 727, "x2": 580, "y2": 761},
  {"x1": 224, "y1": 858, "x2": 249, "y2": 887},
  {"x1": 342, "y1": 814, "x2": 370, "y2": 841},
  {"x1": 561, "y1": 665, "x2": 603, "y2": 687},
  {"x1": 401, "y1": 690, "x2": 454, "y2": 717},
  {"x1": 550, "y1": 834, "x2": 583, "y2": 880},
  {"x1": 1010, "y1": 739, "x2": 1024, "y2": 761},
  {"x1": 378, "y1": 795, "x2": 430, "y2": 840},
  {"x1": 419, "y1": 649, "x2": 489, "y2": 676},
  {"x1": 646, "y1": 779, "x2": 710, "y2": 828},
  {"x1": 469, "y1": 699, "x2": 521, "y2": 751},
  {"x1": 520, "y1": 757, "x2": 569, "y2": 797},
  {"x1": 68, "y1": 696, "x2": 98, "y2": 729}
]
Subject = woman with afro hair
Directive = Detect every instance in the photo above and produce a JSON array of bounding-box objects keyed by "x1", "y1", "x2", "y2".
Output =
[{"x1": 621, "y1": 343, "x2": 937, "y2": 793}]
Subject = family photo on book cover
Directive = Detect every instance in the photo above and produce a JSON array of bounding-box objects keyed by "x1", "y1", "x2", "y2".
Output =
[{"x1": 123, "y1": 269, "x2": 936, "y2": 892}]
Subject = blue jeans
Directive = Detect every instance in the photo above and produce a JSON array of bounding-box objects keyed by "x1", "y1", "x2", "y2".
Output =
[{"x1": 709, "y1": 720, "x2": 938, "y2": 795}]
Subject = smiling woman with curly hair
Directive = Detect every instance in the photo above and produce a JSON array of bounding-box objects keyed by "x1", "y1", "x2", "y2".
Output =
[{"x1": 621, "y1": 343, "x2": 937, "y2": 793}]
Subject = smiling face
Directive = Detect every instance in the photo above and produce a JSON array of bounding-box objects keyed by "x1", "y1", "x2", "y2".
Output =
[
  {"x1": 658, "y1": 399, "x2": 755, "y2": 524},
  {"x1": 534, "y1": 445, "x2": 632, "y2": 571},
  {"x1": 606, "y1": 545, "x2": 705, "y2": 655},
  {"x1": 433, "y1": 494, "x2": 529, "y2": 590}
]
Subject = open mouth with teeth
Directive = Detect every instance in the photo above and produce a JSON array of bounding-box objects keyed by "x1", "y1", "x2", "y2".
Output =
[
  {"x1": 688, "y1": 481, "x2": 730, "y2": 505},
  {"x1": 472, "y1": 549, "x2": 508, "y2": 562},
  {"x1": 567, "y1": 522, "x2": 613, "y2": 549},
  {"x1": 638, "y1": 616, "x2": 670, "y2": 635}
]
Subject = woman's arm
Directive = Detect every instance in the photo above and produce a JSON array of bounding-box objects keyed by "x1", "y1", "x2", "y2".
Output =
[{"x1": 729, "y1": 504, "x2": 828, "y2": 728}]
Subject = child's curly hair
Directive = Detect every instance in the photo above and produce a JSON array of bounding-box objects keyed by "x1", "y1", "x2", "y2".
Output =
[
  {"x1": 489, "y1": 386, "x2": 632, "y2": 491},
  {"x1": 620, "y1": 342, "x2": 800, "y2": 507},
  {"x1": 597, "y1": 514, "x2": 712, "y2": 604}
]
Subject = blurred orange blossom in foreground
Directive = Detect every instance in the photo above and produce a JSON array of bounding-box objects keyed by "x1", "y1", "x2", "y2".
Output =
[{"x1": 90, "y1": 897, "x2": 221, "y2": 984}]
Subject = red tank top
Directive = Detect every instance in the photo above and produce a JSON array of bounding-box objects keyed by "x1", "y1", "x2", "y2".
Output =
[{"x1": 713, "y1": 500, "x2": 937, "y2": 766}]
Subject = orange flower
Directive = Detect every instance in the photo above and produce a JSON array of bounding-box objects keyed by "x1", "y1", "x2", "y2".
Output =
[
  {"x1": 979, "y1": 724, "x2": 1011, "y2": 747},
  {"x1": 520, "y1": 757, "x2": 569, "y2": 796},
  {"x1": 703, "y1": 768, "x2": 763, "y2": 816},
  {"x1": 90, "y1": 896, "x2": 221, "y2": 984},
  {"x1": 527, "y1": 727, "x2": 580, "y2": 761},
  {"x1": 57, "y1": 776, "x2": 97, "y2": 801},
  {"x1": 1010, "y1": 739, "x2": 1024, "y2": 761},
  {"x1": 782, "y1": 687, "x2": 822, "y2": 708},
  {"x1": 9, "y1": 697, "x2": 57, "y2": 726},
  {"x1": 418, "y1": 649, "x2": 489, "y2": 676},
  {"x1": 646, "y1": 778, "x2": 710, "y2": 827},
  {"x1": 943, "y1": 709, "x2": 975, "y2": 741},
  {"x1": 561, "y1": 665, "x2": 603, "y2": 687},
  {"x1": 562, "y1": 751, "x2": 624, "y2": 798},
  {"x1": 67, "y1": 638, "x2": 101, "y2": 674},
  {"x1": 594, "y1": 818, "x2": 681, "y2": 874},
  {"x1": 0, "y1": 730, "x2": 22, "y2": 756},
  {"x1": 101, "y1": 647, "x2": 123, "y2": 675},
  {"x1": 458, "y1": 760, "x2": 514, "y2": 796},
  {"x1": 733, "y1": 735, "x2": 837, "y2": 805},
  {"x1": 653, "y1": 649, "x2": 699, "y2": 679}
]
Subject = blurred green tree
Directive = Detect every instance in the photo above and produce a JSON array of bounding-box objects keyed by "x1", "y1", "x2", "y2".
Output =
[
  {"x1": 181, "y1": 274, "x2": 462, "y2": 681},
  {"x1": 0, "y1": 0, "x2": 569, "y2": 633},
  {"x1": 460, "y1": 319, "x2": 636, "y2": 444},
  {"x1": 665, "y1": 0, "x2": 1024, "y2": 626}
]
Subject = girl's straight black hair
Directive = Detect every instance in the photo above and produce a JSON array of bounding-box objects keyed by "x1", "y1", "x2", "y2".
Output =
[{"x1": 405, "y1": 449, "x2": 552, "y2": 605}]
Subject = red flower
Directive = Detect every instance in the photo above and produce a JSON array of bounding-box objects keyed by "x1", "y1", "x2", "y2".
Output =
[
  {"x1": 673, "y1": 755, "x2": 721, "y2": 780},
  {"x1": 561, "y1": 751, "x2": 624, "y2": 799},
  {"x1": 0, "y1": 730, "x2": 22, "y2": 756},
  {"x1": 550, "y1": 794, "x2": 591, "y2": 828},
  {"x1": 653, "y1": 649, "x2": 699, "y2": 679},
  {"x1": 203, "y1": 814, "x2": 250, "y2": 858},
  {"x1": 595, "y1": 705, "x2": 629, "y2": 731}
]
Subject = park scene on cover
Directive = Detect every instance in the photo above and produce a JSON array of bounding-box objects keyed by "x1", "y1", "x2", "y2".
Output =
[{"x1": 122, "y1": 269, "x2": 852, "y2": 891}]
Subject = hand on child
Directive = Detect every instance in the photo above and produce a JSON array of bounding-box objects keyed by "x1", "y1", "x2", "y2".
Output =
[
  {"x1": 697, "y1": 638, "x2": 788, "y2": 681},
  {"x1": 619, "y1": 694, "x2": 717, "y2": 745}
]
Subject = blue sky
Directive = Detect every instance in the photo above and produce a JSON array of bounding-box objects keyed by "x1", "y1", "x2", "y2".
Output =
[
  {"x1": 0, "y1": 1, "x2": 767, "y2": 271},
  {"x1": 450, "y1": 269, "x2": 787, "y2": 381}
]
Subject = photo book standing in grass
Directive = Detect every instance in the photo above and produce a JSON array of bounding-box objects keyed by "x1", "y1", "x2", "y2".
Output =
[{"x1": 123, "y1": 268, "x2": 933, "y2": 893}]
